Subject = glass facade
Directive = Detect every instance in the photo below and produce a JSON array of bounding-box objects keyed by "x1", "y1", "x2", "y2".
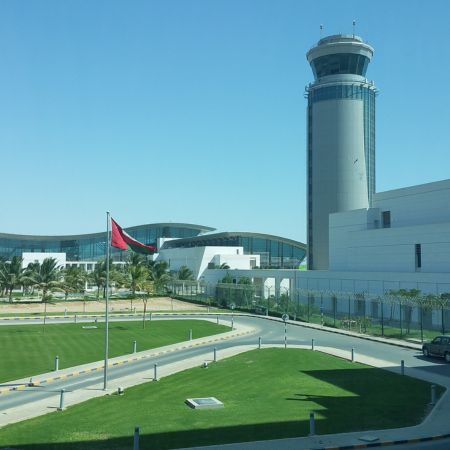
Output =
[
  {"x1": 0, "y1": 223, "x2": 213, "y2": 262},
  {"x1": 311, "y1": 53, "x2": 369, "y2": 79},
  {"x1": 161, "y1": 233, "x2": 307, "y2": 269}
]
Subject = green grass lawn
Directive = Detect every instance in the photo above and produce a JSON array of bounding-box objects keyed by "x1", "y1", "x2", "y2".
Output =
[
  {"x1": 0, "y1": 320, "x2": 229, "y2": 382},
  {"x1": 0, "y1": 348, "x2": 441, "y2": 450}
]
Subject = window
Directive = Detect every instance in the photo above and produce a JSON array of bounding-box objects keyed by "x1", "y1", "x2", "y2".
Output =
[
  {"x1": 415, "y1": 244, "x2": 422, "y2": 270},
  {"x1": 382, "y1": 211, "x2": 391, "y2": 228}
]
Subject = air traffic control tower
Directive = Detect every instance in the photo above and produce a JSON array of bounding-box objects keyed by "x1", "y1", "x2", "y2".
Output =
[{"x1": 306, "y1": 34, "x2": 376, "y2": 270}]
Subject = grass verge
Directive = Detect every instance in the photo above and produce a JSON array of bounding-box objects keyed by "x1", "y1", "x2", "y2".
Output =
[
  {"x1": 0, "y1": 320, "x2": 229, "y2": 382},
  {"x1": 0, "y1": 348, "x2": 442, "y2": 449}
]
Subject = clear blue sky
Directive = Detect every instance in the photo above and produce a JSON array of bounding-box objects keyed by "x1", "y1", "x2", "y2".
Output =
[{"x1": 1, "y1": 0, "x2": 449, "y2": 242}]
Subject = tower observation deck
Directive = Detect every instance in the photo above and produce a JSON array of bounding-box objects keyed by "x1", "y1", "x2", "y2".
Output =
[{"x1": 305, "y1": 34, "x2": 376, "y2": 270}]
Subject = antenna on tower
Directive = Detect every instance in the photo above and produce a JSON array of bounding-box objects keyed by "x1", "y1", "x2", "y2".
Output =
[
  {"x1": 352, "y1": 20, "x2": 356, "y2": 37},
  {"x1": 320, "y1": 24, "x2": 324, "y2": 38}
]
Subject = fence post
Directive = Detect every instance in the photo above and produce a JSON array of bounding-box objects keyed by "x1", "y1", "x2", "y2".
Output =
[
  {"x1": 309, "y1": 411, "x2": 315, "y2": 435},
  {"x1": 58, "y1": 389, "x2": 65, "y2": 411},
  {"x1": 431, "y1": 384, "x2": 436, "y2": 405},
  {"x1": 133, "y1": 426, "x2": 140, "y2": 450}
]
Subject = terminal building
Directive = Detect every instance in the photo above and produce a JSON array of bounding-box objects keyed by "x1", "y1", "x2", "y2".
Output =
[{"x1": 0, "y1": 224, "x2": 307, "y2": 280}]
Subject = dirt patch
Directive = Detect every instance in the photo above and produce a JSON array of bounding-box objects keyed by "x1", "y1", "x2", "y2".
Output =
[{"x1": 0, "y1": 297, "x2": 206, "y2": 315}]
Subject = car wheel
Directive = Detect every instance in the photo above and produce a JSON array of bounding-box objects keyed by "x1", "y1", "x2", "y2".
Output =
[
  {"x1": 445, "y1": 352, "x2": 450, "y2": 363},
  {"x1": 423, "y1": 348, "x2": 429, "y2": 357}
]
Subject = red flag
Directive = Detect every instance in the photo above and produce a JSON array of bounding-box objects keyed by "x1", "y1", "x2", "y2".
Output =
[{"x1": 111, "y1": 218, "x2": 156, "y2": 254}]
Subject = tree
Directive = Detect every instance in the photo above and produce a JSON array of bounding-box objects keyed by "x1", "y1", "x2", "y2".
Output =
[
  {"x1": 0, "y1": 256, "x2": 25, "y2": 302},
  {"x1": 221, "y1": 272, "x2": 233, "y2": 284},
  {"x1": 30, "y1": 258, "x2": 62, "y2": 302},
  {"x1": 61, "y1": 266, "x2": 87, "y2": 301},
  {"x1": 88, "y1": 260, "x2": 114, "y2": 299},
  {"x1": 177, "y1": 265, "x2": 194, "y2": 281},
  {"x1": 27, "y1": 258, "x2": 63, "y2": 331},
  {"x1": 141, "y1": 281, "x2": 156, "y2": 329},
  {"x1": 147, "y1": 261, "x2": 171, "y2": 294},
  {"x1": 126, "y1": 254, "x2": 149, "y2": 296}
]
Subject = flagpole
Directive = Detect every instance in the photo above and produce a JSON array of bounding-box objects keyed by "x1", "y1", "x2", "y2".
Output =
[{"x1": 103, "y1": 211, "x2": 110, "y2": 390}]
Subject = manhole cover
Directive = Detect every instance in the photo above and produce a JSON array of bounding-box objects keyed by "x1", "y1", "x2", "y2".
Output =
[{"x1": 185, "y1": 397, "x2": 224, "y2": 409}]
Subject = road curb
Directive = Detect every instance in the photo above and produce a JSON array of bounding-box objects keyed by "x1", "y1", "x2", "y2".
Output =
[
  {"x1": 0, "y1": 325, "x2": 253, "y2": 396},
  {"x1": 312, "y1": 433, "x2": 450, "y2": 449}
]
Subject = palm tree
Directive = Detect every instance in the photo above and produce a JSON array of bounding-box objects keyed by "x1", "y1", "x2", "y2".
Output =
[
  {"x1": 31, "y1": 258, "x2": 63, "y2": 302},
  {"x1": 126, "y1": 254, "x2": 149, "y2": 296},
  {"x1": 0, "y1": 256, "x2": 25, "y2": 302},
  {"x1": 147, "y1": 260, "x2": 171, "y2": 294},
  {"x1": 27, "y1": 258, "x2": 63, "y2": 331},
  {"x1": 89, "y1": 260, "x2": 108, "y2": 299},
  {"x1": 61, "y1": 266, "x2": 87, "y2": 300},
  {"x1": 177, "y1": 265, "x2": 194, "y2": 281}
]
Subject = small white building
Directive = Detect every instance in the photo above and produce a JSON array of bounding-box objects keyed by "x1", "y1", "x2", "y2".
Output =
[
  {"x1": 157, "y1": 245, "x2": 260, "y2": 280},
  {"x1": 22, "y1": 252, "x2": 66, "y2": 269}
]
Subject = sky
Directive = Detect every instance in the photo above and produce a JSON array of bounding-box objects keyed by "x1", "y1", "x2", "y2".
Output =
[{"x1": 1, "y1": 0, "x2": 450, "y2": 242}]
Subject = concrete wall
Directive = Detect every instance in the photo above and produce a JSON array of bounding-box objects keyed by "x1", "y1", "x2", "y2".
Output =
[
  {"x1": 310, "y1": 98, "x2": 369, "y2": 270},
  {"x1": 157, "y1": 246, "x2": 259, "y2": 280},
  {"x1": 329, "y1": 179, "x2": 450, "y2": 273}
]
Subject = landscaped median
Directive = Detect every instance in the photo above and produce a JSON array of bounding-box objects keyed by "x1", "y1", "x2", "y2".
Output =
[
  {"x1": 0, "y1": 348, "x2": 442, "y2": 450},
  {"x1": 0, "y1": 319, "x2": 230, "y2": 383}
]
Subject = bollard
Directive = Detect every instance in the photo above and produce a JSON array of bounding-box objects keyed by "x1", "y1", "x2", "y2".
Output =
[
  {"x1": 431, "y1": 384, "x2": 436, "y2": 405},
  {"x1": 150, "y1": 312, "x2": 152, "y2": 321},
  {"x1": 189, "y1": 329, "x2": 193, "y2": 341},
  {"x1": 284, "y1": 323, "x2": 287, "y2": 349},
  {"x1": 311, "y1": 338, "x2": 315, "y2": 351},
  {"x1": 213, "y1": 347, "x2": 217, "y2": 362},
  {"x1": 133, "y1": 425, "x2": 140, "y2": 450},
  {"x1": 350, "y1": 348, "x2": 355, "y2": 362},
  {"x1": 134, "y1": 307, "x2": 136, "y2": 315},
  {"x1": 216, "y1": 315, "x2": 219, "y2": 325},
  {"x1": 258, "y1": 336, "x2": 262, "y2": 349},
  {"x1": 58, "y1": 389, "x2": 65, "y2": 411},
  {"x1": 231, "y1": 318, "x2": 234, "y2": 330},
  {"x1": 309, "y1": 411, "x2": 315, "y2": 435},
  {"x1": 54, "y1": 355, "x2": 59, "y2": 371},
  {"x1": 153, "y1": 363, "x2": 158, "y2": 381},
  {"x1": 64, "y1": 308, "x2": 67, "y2": 317},
  {"x1": 74, "y1": 314, "x2": 77, "y2": 323},
  {"x1": 133, "y1": 340, "x2": 137, "y2": 354},
  {"x1": 401, "y1": 360, "x2": 405, "y2": 376}
]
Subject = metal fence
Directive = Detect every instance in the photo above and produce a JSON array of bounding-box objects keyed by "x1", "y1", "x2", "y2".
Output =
[{"x1": 169, "y1": 280, "x2": 450, "y2": 343}]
